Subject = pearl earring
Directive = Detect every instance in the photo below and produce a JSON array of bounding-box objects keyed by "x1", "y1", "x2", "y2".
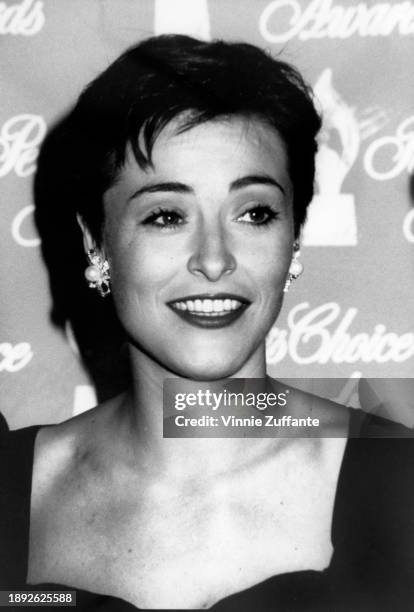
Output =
[
  {"x1": 84, "y1": 249, "x2": 111, "y2": 297},
  {"x1": 283, "y1": 242, "x2": 303, "y2": 293}
]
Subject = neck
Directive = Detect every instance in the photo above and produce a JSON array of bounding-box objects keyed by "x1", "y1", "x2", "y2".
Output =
[{"x1": 113, "y1": 345, "x2": 280, "y2": 481}]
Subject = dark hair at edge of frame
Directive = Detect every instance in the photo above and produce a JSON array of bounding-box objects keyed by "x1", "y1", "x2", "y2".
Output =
[
  {"x1": 69, "y1": 34, "x2": 321, "y2": 242},
  {"x1": 34, "y1": 35, "x2": 321, "y2": 400},
  {"x1": 34, "y1": 118, "x2": 130, "y2": 402}
]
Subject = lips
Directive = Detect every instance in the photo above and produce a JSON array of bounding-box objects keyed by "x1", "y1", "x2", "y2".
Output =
[{"x1": 167, "y1": 293, "x2": 250, "y2": 329}]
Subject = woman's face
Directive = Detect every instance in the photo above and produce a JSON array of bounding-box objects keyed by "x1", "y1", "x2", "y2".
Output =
[{"x1": 102, "y1": 116, "x2": 294, "y2": 379}]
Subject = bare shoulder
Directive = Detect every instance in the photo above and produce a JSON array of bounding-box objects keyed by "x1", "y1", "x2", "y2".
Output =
[
  {"x1": 28, "y1": 394, "x2": 132, "y2": 586},
  {"x1": 32, "y1": 394, "x2": 124, "y2": 500}
]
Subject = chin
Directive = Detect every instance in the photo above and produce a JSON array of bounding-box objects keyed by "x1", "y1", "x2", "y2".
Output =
[{"x1": 164, "y1": 352, "x2": 254, "y2": 381}]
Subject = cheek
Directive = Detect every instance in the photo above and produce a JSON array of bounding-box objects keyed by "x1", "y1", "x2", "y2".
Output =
[
  {"x1": 242, "y1": 237, "x2": 291, "y2": 284},
  {"x1": 107, "y1": 236, "x2": 180, "y2": 302}
]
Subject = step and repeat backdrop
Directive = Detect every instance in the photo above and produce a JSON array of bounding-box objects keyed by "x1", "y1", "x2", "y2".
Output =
[{"x1": 1, "y1": 0, "x2": 414, "y2": 428}]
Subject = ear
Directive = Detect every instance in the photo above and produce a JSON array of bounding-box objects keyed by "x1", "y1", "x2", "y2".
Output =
[{"x1": 76, "y1": 214, "x2": 100, "y2": 255}]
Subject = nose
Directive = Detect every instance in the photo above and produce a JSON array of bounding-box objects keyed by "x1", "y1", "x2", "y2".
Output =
[{"x1": 187, "y1": 222, "x2": 236, "y2": 281}]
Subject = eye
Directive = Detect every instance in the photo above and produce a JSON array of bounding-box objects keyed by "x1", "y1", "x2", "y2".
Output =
[
  {"x1": 142, "y1": 208, "x2": 185, "y2": 228},
  {"x1": 238, "y1": 204, "x2": 278, "y2": 226}
]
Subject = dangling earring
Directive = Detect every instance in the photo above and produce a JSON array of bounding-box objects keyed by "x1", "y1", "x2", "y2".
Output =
[
  {"x1": 283, "y1": 241, "x2": 303, "y2": 293},
  {"x1": 84, "y1": 249, "x2": 111, "y2": 297}
]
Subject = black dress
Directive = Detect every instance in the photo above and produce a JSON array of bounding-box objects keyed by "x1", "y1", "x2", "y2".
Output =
[{"x1": 1, "y1": 411, "x2": 413, "y2": 611}]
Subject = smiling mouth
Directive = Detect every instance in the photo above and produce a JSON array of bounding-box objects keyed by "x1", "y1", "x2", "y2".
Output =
[{"x1": 167, "y1": 294, "x2": 250, "y2": 329}]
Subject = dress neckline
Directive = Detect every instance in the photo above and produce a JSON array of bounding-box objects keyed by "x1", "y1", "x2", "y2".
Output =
[{"x1": 6, "y1": 407, "x2": 400, "y2": 610}]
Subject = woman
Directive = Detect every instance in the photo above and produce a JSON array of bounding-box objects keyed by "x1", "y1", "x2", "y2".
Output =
[{"x1": 1, "y1": 35, "x2": 413, "y2": 611}]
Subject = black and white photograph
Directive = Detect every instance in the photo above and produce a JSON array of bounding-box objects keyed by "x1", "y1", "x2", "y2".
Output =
[{"x1": 1, "y1": 1, "x2": 414, "y2": 610}]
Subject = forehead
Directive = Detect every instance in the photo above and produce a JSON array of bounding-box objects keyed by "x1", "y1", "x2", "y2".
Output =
[
  {"x1": 153, "y1": 114, "x2": 285, "y2": 153},
  {"x1": 113, "y1": 115, "x2": 291, "y2": 194}
]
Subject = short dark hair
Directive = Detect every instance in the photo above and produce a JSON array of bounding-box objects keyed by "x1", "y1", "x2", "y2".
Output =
[
  {"x1": 45, "y1": 34, "x2": 321, "y2": 242},
  {"x1": 34, "y1": 35, "x2": 321, "y2": 398}
]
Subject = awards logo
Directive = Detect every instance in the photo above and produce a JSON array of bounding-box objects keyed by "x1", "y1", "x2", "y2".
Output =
[
  {"x1": 0, "y1": 114, "x2": 46, "y2": 178},
  {"x1": 303, "y1": 69, "x2": 359, "y2": 246},
  {"x1": 0, "y1": 342, "x2": 33, "y2": 372},
  {"x1": 11, "y1": 204, "x2": 40, "y2": 248},
  {"x1": 0, "y1": 114, "x2": 46, "y2": 248},
  {"x1": 259, "y1": 0, "x2": 414, "y2": 43},
  {"x1": 302, "y1": 69, "x2": 387, "y2": 246},
  {"x1": 266, "y1": 302, "x2": 414, "y2": 365},
  {"x1": 365, "y1": 115, "x2": 414, "y2": 181},
  {"x1": 363, "y1": 115, "x2": 414, "y2": 243},
  {"x1": 0, "y1": 0, "x2": 44, "y2": 36}
]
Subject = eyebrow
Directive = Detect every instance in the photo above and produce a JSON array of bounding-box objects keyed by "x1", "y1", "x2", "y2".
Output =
[
  {"x1": 230, "y1": 175, "x2": 285, "y2": 195},
  {"x1": 128, "y1": 174, "x2": 286, "y2": 202}
]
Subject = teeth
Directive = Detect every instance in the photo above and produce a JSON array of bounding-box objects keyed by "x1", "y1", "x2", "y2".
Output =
[
  {"x1": 214, "y1": 299, "x2": 223, "y2": 313},
  {"x1": 172, "y1": 298, "x2": 243, "y2": 314}
]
